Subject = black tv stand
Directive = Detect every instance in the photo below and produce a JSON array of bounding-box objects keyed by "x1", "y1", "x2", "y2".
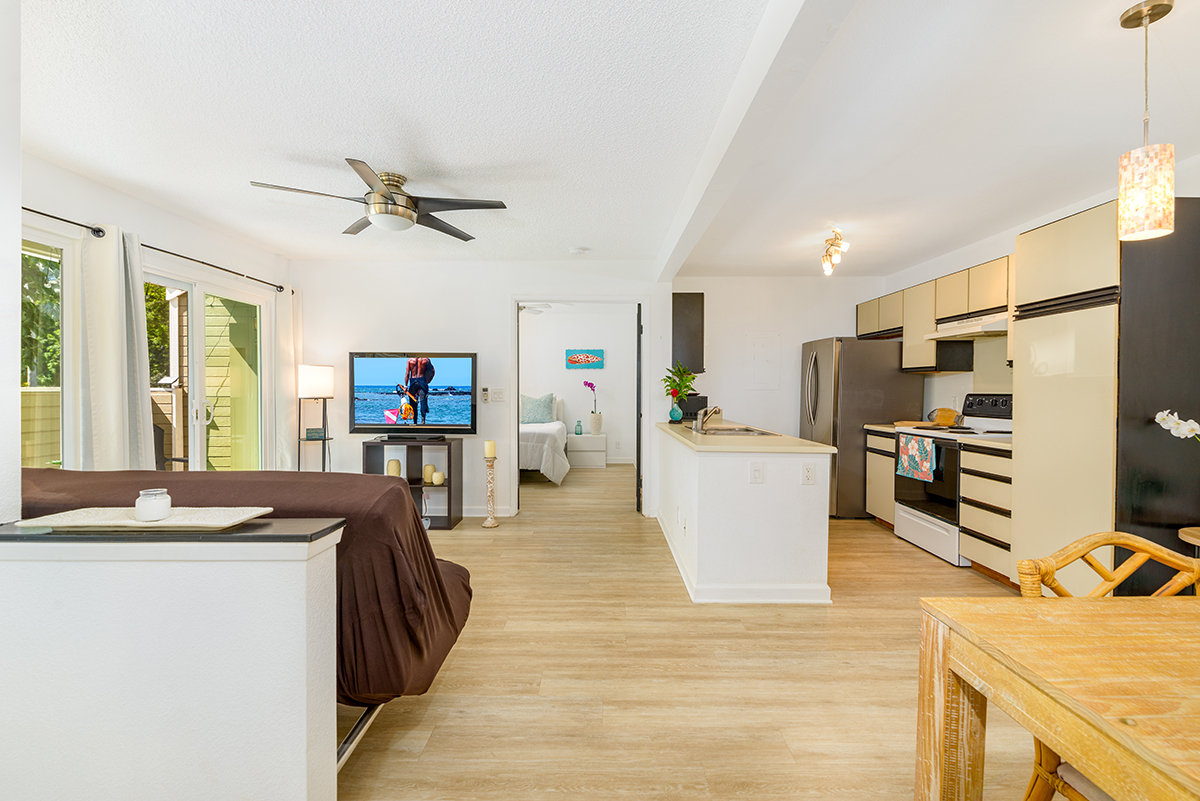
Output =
[
  {"x1": 377, "y1": 434, "x2": 446, "y2": 442},
  {"x1": 362, "y1": 437, "x2": 462, "y2": 529}
]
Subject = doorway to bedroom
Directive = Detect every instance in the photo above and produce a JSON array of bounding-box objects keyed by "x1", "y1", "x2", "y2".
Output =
[{"x1": 516, "y1": 302, "x2": 641, "y2": 514}]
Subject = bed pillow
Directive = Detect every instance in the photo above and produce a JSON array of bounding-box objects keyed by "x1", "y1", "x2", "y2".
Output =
[{"x1": 520, "y1": 393, "x2": 556, "y2": 424}]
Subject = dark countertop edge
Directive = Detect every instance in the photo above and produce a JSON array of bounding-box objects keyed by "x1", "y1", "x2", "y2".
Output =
[{"x1": 0, "y1": 517, "x2": 347, "y2": 543}]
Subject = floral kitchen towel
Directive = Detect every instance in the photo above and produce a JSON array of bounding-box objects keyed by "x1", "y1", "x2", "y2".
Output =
[{"x1": 897, "y1": 434, "x2": 934, "y2": 482}]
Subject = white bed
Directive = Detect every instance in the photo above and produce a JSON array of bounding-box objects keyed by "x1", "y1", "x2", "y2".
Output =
[{"x1": 519, "y1": 397, "x2": 570, "y2": 485}]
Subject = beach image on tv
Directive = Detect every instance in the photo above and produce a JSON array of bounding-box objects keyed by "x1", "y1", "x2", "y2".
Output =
[{"x1": 353, "y1": 356, "x2": 473, "y2": 426}]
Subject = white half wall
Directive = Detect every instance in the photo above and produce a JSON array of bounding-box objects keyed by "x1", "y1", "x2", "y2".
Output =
[
  {"x1": 2, "y1": 1, "x2": 20, "y2": 522},
  {"x1": 287, "y1": 259, "x2": 670, "y2": 517},
  {"x1": 519, "y1": 304, "x2": 638, "y2": 463},
  {"x1": 669, "y1": 276, "x2": 885, "y2": 437}
]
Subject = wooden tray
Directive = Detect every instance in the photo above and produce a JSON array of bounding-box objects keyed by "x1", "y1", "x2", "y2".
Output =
[{"x1": 16, "y1": 506, "x2": 274, "y2": 532}]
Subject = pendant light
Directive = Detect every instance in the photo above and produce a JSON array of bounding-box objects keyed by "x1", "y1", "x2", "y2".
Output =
[{"x1": 1117, "y1": 0, "x2": 1175, "y2": 241}]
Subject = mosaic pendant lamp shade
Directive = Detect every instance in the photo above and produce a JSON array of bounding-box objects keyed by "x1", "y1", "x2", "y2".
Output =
[
  {"x1": 1118, "y1": 143, "x2": 1174, "y2": 241},
  {"x1": 1117, "y1": 1, "x2": 1175, "y2": 242}
]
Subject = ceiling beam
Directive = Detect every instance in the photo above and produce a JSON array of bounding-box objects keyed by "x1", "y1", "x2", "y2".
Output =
[{"x1": 650, "y1": 0, "x2": 860, "y2": 284}]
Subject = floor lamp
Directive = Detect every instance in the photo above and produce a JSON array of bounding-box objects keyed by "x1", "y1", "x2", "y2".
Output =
[{"x1": 298, "y1": 364, "x2": 335, "y2": 472}]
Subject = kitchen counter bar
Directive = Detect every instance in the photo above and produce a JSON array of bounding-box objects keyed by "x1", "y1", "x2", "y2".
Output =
[{"x1": 655, "y1": 421, "x2": 838, "y2": 454}]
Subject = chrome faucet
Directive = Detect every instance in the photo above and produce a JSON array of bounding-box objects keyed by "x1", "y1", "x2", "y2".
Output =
[{"x1": 697, "y1": 406, "x2": 722, "y2": 433}]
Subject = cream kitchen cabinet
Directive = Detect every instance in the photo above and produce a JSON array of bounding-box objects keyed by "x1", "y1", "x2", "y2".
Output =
[
  {"x1": 865, "y1": 429, "x2": 897, "y2": 524},
  {"x1": 968, "y1": 256, "x2": 1008, "y2": 313},
  {"x1": 958, "y1": 443, "x2": 1013, "y2": 578},
  {"x1": 902, "y1": 281, "x2": 937, "y2": 369},
  {"x1": 1014, "y1": 201, "x2": 1118, "y2": 306},
  {"x1": 934, "y1": 270, "x2": 969, "y2": 321},
  {"x1": 856, "y1": 298, "x2": 879, "y2": 337},
  {"x1": 878, "y1": 291, "x2": 904, "y2": 332}
]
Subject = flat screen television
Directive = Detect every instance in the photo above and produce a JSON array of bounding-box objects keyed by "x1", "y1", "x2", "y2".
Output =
[{"x1": 349, "y1": 352, "x2": 477, "y2": 436}]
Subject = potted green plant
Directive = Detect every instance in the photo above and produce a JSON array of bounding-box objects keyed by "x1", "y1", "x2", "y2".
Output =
[{"x1": 661, "y1": 361, "x2": 697, "y2": 423}]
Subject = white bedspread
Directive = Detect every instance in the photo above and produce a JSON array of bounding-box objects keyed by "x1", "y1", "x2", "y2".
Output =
[{"x1": 519, "y1": 421, "x2": 570, "y2": 485}]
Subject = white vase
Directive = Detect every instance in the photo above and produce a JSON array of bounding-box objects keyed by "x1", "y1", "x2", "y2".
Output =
[{"x1": 589, "y1": 412, "x2": 603, "y2": 435}]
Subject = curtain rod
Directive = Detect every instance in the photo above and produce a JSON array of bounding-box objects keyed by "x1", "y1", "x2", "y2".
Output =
[{"x1": 22, "y1": 206, "x2": 286, "y2": 293}]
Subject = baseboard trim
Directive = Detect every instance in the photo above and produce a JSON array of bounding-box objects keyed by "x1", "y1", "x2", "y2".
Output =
[{"x1": 968, "y1": 561, "x2": 1020, "y2": 592}]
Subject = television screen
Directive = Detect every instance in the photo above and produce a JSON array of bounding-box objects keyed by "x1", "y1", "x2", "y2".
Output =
[{"x1": 350, "y1": 352, "x2": 477, "y2": 435}]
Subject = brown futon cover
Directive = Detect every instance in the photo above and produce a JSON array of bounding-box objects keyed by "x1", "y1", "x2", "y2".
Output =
[{"x1": 22, "y1": 468, "x2": 472, "y2": 707}]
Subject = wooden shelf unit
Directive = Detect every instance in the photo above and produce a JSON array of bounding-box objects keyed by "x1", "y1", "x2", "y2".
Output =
[{"x1": 362, "y1": 437, "x2": 463, "y2": 529}]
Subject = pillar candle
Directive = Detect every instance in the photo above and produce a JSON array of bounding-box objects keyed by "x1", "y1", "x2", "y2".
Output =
[
  {"x1": 432, "y1": 471, "x2": 445, "y2": 486},
  {"x1": 386, "y1": 459, "x2": 401, "y2": 477},
  {"x1": 484, "y1": 440, "x2": 496, "y2": 459},
  {"x1": 423, "y1": 464, "x2": 436, "y2": 484}
]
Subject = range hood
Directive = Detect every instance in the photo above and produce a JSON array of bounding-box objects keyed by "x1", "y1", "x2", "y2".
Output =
[{"x1": 924, "y1": 310, "x2": 1009, "y2": 341}]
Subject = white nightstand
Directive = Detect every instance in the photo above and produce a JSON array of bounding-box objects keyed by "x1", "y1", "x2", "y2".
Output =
[{"x1": 566, "y1": 434, "x2": 607, "y2": 468}]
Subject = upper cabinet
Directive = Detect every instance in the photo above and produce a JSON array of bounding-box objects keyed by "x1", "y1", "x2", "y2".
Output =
[
  {"x1": 879, "y1": 291, "x2": 904, "y2": 331},
  {"x1": 935, "y1": 270, "x2": 969, "y2": 321},
  {"x1": 969, "y1": 256, "x2": 1009, "y2": 313},
  {"x1": 1014, "y1": 201, "x2": 1118, "y2": 307},
  {"x1": 902, "y1": 281, "x2": 937, "y2": 369},
  {"x1": 856, "y1": 298, "x2": 879, "y2": 338}
]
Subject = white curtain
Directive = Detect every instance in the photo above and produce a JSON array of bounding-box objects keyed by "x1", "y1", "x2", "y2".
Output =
[
  {"x1": 274, "y1": 286, "x2": 303, "y2": 470},
  {"x1": 78, "y1": 228, "x2": 155, "y2": 470}
]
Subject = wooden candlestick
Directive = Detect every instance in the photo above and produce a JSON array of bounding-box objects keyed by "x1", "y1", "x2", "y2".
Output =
[{"x1": 482, "y1": 456, "x2": 499, "y2": 528}]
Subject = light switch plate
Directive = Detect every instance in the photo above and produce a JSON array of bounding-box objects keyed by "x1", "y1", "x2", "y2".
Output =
[
  {"x1": 749, "y1": 461, "x2": 764, "y2": 484},
  {"x1": 492, "y1": 388, "x2": 505, "y2": 402}
]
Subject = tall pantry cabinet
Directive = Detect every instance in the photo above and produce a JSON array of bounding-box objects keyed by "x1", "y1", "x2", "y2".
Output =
[{"x1": 1011, "y1": 198, "x2": 1200, "y2": 596}]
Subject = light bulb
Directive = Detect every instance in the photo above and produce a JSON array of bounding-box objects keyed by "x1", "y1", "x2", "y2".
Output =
[
  {"x1": 836, "y1": 240, "x2": 849, "y2": 252},
  {"x1": 823, "y1": 263, "x2": 833, "y2": 276},
  {"x1": 831, "y1": 252, "x2": 841, "y2": 264}
]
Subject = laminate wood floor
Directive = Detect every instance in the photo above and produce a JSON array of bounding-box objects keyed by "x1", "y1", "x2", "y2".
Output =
[{"x1": 337, "y1": 465, "x2": 1032, "y2": 800}]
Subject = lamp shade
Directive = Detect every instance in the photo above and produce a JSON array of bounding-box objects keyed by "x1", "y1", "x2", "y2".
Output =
[
  {"x1": 1118, "y1": 143, "x2": 1175, "y2": 241},
  {"x1": 297, "y1": 364, "x2": 335, "y2": 399}
]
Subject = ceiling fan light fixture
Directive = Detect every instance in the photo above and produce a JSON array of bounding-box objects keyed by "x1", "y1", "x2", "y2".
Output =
[{"x1": 366, "y1": 200, "x2": 417, "y2": 232}]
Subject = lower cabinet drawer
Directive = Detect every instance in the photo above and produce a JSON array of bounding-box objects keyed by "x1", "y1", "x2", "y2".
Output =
[
  {"x1": 866, "y1": 432, "x2": 896, "y2": 455},
  {"x1": 960, "y1": 473, "x2": 1011, "y2": 509},
  {"x1": 959, "y1": 502, "x2": 1011, "y2": 545},
  {"x1": 959, "y1": 529, "x2": 1010, "y2": 576},
  {"x1": 960, "y1": 450, "x2": 1012, "y2": 478}
]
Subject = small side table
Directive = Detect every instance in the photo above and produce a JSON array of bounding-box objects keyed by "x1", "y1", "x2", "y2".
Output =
[
  {"x1": 1179, "y1": 527, "x2": 1200, "y2": 549},
  {"x1": 567, "y1": 434, "x2": 607, "y2": 468}
]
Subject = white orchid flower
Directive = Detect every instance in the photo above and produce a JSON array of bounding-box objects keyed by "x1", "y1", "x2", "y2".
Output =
[
  {"x1": 1156, "y1": 410, "x2": 1175, "y2": 429},
  {"x1": 1174, "y1": 419, "x2": 1200, "y2": 439}
]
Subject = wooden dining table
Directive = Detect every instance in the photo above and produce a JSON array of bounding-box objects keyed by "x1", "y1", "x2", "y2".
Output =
[{"x1": 915, "y1": 596, "x2": 1200, "y2": 801}]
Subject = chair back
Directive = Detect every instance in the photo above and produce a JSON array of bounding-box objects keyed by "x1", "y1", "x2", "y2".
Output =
[{"x1": 1017, "y1": 531, "x2": 1200, "y2": 598}]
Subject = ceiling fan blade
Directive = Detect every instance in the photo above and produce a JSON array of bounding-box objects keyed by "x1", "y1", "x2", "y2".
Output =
[
  {"x1": 342, "y1": 216, "x2": 372, "y2": 235},
  {"x1": 250, "y1": 181, "x2": 365, "y2": 203},
  {"x1": 412, "y1": 196, "x2": 507, "y2": 215},
  {"x1": 416, "y1": 213, "x2": 474, "y2": 242},
  {"x1": 345, "y1": 158, "x2": 395, "y2": 202}
]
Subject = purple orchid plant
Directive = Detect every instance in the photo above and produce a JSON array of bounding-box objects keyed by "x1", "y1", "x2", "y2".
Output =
[{"x1": 583, "y1": 380, "x2": 598, "y2": 413}]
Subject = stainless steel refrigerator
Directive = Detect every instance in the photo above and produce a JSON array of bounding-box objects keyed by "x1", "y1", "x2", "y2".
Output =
[{"x1": 799, "y1": 338, "x2": 924, "y2": 518}]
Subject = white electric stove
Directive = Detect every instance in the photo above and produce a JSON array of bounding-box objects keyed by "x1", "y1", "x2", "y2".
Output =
[{"x1": 893, "y1": 394, "x2": 1012, "y2": 565}]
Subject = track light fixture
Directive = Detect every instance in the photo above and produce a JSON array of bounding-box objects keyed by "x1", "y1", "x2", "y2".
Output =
[{"x1": 821, "y1": 228, "x2": 849, "y2": 276}]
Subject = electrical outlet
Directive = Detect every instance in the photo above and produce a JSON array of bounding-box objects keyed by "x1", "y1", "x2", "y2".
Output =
[
  {"x1": 802, "y1": 463, "x2": 817, "y2": 485},
  {"x1": 481, "y1": 387, "x2": 490, "y2": 402},
  {"x1": 749, "y1": 461, "x2": 764, "y2": 484},
  {"x1": 492, "y1": 388, "x2": 505, "y2": 402}
]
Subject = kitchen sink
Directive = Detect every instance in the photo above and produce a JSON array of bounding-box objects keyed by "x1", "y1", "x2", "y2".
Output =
[{"x1": 687, "y1": 424, "x2": 780, "y2": 436}]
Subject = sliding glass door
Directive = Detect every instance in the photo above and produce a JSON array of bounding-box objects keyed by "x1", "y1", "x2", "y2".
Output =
[{"x1": 203, "y1": 293, "x2": 261, "y2": 471}]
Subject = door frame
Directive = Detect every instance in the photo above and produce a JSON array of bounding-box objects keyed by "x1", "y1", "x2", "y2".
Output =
[{"x1": 511, "y1": 294, "x2": 652, "y2": 517}]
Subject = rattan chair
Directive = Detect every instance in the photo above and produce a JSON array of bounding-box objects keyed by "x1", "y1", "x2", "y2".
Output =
[{"x1": 1016, "y1": 531, "x2": 1200, "y2": 801}]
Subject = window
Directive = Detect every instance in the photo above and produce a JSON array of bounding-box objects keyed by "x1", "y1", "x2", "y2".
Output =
[{"x1": 20, "y1": 240, "x2": 63, "y2": 468}]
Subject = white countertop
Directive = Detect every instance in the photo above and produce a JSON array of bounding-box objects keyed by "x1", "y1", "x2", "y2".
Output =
[
  {"x1": 656, "y1": 421, "x2": 837, "y2": 454},
  {"x1": 864, "y1": 424, "x2": 897, "y2": 434}
]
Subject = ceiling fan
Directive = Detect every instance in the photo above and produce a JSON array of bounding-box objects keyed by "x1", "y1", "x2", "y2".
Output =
[{"x1": 251, "y1": 158, "x2": 506, "y2": 241}]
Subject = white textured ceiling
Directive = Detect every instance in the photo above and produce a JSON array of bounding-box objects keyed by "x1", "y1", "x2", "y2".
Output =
[
  {"x1": 680, "y1": 0, "x2": 1200, "y2": 277},
  {"x1": 21, "y1": 0, "x2": 768, "y2": 261}
]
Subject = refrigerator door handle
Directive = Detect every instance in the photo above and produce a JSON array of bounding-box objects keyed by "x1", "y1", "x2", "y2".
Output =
[{"x1": 806, "y1": 351, "x2": 818, "y2": 428}]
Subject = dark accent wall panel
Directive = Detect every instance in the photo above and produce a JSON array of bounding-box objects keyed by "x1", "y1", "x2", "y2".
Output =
[
  {"x1": 672, "y1": 292, "x2": 705, "y2": 374},
  {"x1": 1116, "y1": 197, "x2": 1200, "y2": 595}
]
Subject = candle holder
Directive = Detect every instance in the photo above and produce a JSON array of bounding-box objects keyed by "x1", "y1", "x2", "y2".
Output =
[{"x1": 482, "y1": 456, "x2": 499, "y2": 528}]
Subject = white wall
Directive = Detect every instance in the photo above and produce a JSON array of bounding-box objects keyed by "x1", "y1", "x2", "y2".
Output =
[
  {"x1": 2, "y1": 0, "x2": 20, "y2": 522},
  {"x1": 669, "y1": 276, "x2": 885, "y2": 436},
  {"x1": 287, "y1": 259, "x2": 670, "y2": 517},
  {"x1": 23, "y1": 155, "x2": 287, "y2": 284},
  {"x1": 519, "y1": 304, "x2": 638, "y2": 463}
]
